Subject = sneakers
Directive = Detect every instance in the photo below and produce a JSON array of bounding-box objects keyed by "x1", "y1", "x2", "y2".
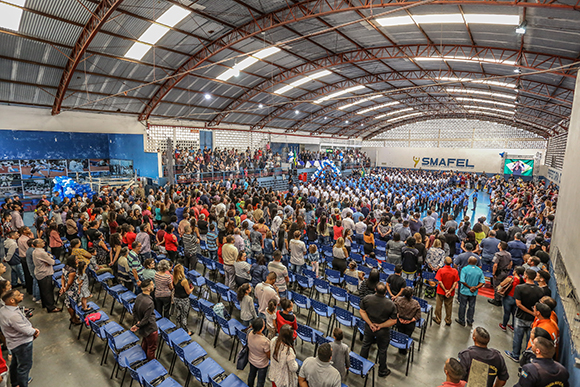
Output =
[
  {"x1": 508, "y1": 324, "x2": 514, "y2": 331},
  {"x1": 455, "y1": 318, "x2": 466, "y2": 327},
  {"x1": 487, "y1": 299, "x2": 502, "y2": 306},
  {"x1": 504, "y1": 351, "x2": 519, "y2": 362},
  {"x1": 499, "y1": 323, "x2": 506, "y2": 331}
]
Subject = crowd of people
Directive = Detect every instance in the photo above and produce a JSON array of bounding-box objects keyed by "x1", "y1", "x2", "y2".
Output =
[
  {"x1": 166, "y1": 145, "x2": 370, "y2": 182},
  {"x1": 0, "y1": 165, "x2": 568, "y2": 387}
]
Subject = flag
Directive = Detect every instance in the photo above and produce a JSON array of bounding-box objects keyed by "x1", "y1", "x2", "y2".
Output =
[
  {"x1": 361, "y1": 167, "x2": 366, "y2": 177},
  {"x1": 293, "y1": 150, "x2": 298, "y2": 167}
]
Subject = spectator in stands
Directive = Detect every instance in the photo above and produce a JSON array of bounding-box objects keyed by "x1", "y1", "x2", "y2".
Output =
[
  {"x1": 222, "y1": 235, "x2": 238, "y2": 290},
  {"x1": 499, "y1": 266, "x2": 525, "y2": 332},
  {"x1": 386, "y1": 265, "x2": 406, "y2": 300},
  {"x1": 255, "y1": 272, "x2": 279, "y2": 318},
  {"x1": 489, "y1": 241, "x2": 512, "y2": 306},
  {"x1": 172, "y1": 264, "x2": 193, "y2": 335},
  {"x1": 479, "y1": 230, "x2": 500, "y2": 266},
  {"x1": 426, "y1": 239, "x2": 446, "y2": 272}
]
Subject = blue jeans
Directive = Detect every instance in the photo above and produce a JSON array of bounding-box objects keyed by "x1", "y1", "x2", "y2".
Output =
[
  {"x1": 139, "y1": 251, "x2": 151, "y2": 262},
  {"x1": 502, "y1": 295, "x2": 516, "y2": 326},
  {"x1": 355, "y1": 234, "x2": 364, "y2": 246},
  {"x1": 208, "y1": 250, "x2": 218, "y2": 261},
  {"x1": 10, "y1": 341, "x2": 33, "y2": 387},
  {"x1": 318, "y1": 236, "x2": 330, "y2": 245},
  {"x1": 289, "y1": 264, "x2": 303, "y2": 274},
  {"x1": 10, "y1": 264, "x2": 26, "y2": 287},
  {"x1": 248, "y1": 363, "x2": 268, "y2": 387},
  {"x1": 512, "y1": 317, "x2": 533, "y2": 357},
  {"x1": 457, "y1": 293, "x2": 476, "y2": 324}
]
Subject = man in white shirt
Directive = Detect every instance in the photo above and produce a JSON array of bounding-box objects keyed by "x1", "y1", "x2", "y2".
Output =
[
  {"x1": 342, "y1": 213, "x2": 355, "y2": 234},
  {"x1": 354, "y1": 216, "x2": 367, "y2": 245},
  {"x1": 255, "y1": 273, "x2": 280, "y2": 317}
]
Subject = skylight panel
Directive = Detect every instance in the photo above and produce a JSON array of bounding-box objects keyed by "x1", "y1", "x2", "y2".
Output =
[
  {"x1": 274, "y1": 70, "x2": 332, "y2": 94},
  {"x1": 413, "y1": 14, "x2": 464, "y2": 24},
  {"x1": 463, "y1": 105, "x2": 514, "y2": 115},
  {"x1": 376, "y1": 15, "x2": 413, "y2": 27},
  {"x1": 0, "y1": 0, "x2": 26, "y2": 31},
  {"x1": 358, "y1": 101, "x2": 399, "y2": 115},
  {"x1": 314, "y1": 85, "x2": 366, "y2": 104},
  {"x1": 338, "y1": 95, "x2": 382, "y2": 110},
  {"x1": 376, "y1": 13, "x2": 519, "y2": 27},
  {"x1": 438, "y1": 77, "x2": 516, "y2": 89},
  {"x1": 455, "y1": 97, "x2": 515, "y2": 108},
  {"x1": 216, "y1": 47, "x2": 281, "y2": 81},
  {"x1": 446, "y1": 89, "x2": 517, "y2": 100},
  {"x1": 415, "y1": 56, "x2": 517, "y2": 65},
  {"x1": 463, "y1": 14, "x2": 520, "y2": 25},
  {"x1": 386, "y1": 112, "x2": 423, "y2": 122},
  {"x1": 125, "y1": 5, "x2": 191, "y2": 61},
  {"x1": 375, "y1": 107, "x2": 414, "y2": 119}
]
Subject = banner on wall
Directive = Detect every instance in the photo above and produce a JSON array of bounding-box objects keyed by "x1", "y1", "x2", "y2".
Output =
[
  {"x1": 546, "y1": 167, "x2": 562, "y2": 185},
  {"x1": 0, "y1": 161, "x2": 20, "y2": 174},
  {"x1": 504, "y1": 159, "x2": 534, "y2": 176}
]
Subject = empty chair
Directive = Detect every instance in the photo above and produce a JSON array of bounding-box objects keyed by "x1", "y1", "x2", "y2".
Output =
[
  {"x1": 162, "y1": 328, "x2": 193, "y2": 369},
  {"x1": 349, "y1": 351, "x2": 376, "y2": 387},
  {"x1": 308, "y1": 299, "x2": 334, "y2": 335},
  {"x1": 86, "y1": 315, "x2": 123, "y2": 355},
  {"x1": 199, "y1": 302, "x2": 218, "y2": 336},
  {"x1": 289, "y1": 291, "x2": 310, "y2": 315},
  {"x1": 173, "y1": 340, "x2": 207, "y2": 374},
  {"x1": 214, "y1": 314, "x2": 246, "y2": 349},
  {"x1": 381, "y1": 262, "x2": 395, "y2": 274},
  {"x1": 102, "y1": 282, "x2": 128, "y2": 311},
  {"x1": 389, "y1": 330, "x2": 414, "y2": 376},
  {"x1": 331, "y1": 306, "x2": 356, "y2": 337},
  {"x1": 413, "y1": 296, "x2": 433, "y2": 326},
  {"x1": 357, "y1": 265, "x2": 371, "y2": 277},
  {"x1": 350, "y1": 253, "x2": 363, "y2": 264},
  {"x1": 325, "y1": 269, "x2": 343, "y2": 285},
  {"x1": 185, "y1": 357, "x2": 225, "y2": 387},
  {"x1": 348, "y1": 293, "x2": 361, "y2": 312},
  {"x1": 144, "y1": 377, "x2": 182, "y2": 387},
  {"x1": 104, "y1": 330, "x2": 145, "y2": 383},
  {"x1": 351, "y1": 317, "x2": 366, "y2": 350},
  {"x1": 365, "y1": 257, "x2": 379, "y2": 268},
  {"x1": 296, "y1": 323, "x2": 323, "y2": 355},
  {"x1": 313, "y1": 278, "x2": 330, "y2": 301},
  {"x1": 211, "y1": 374, "x2": 248, "y2": 387},
  {"x1": 296, "y1": 274, "x2": 314, "y2": 292},
  {"x1": 329, "y1": 285, "x2": 348, "y2": 306},
  {"x1": 128, "y1": 359, "x2": 168, "y2": 387}
]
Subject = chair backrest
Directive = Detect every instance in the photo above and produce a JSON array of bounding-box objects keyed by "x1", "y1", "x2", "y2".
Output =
[
  {"x1": 310, "y1": 298, "x2": 331, "y2": 315},
  {"x1": 296, "y1": 323, "x2": 312, "y2": 339},
  {"x1": 325, "y1": 268, "x2": 341, "y2": 279},
  {"x1": 334, "y1": 306, "x2": 354, "y2": 324},
  {"x1": 187, "y1": 362, "x2": 203, "y2": 382},
  {"x1": 379, "y1": 272, "x2": 388, "y2": 283},
  {"x1": 366, "y1": 257, "x2": 378, "y2": 268},
  {"x1": 174, "y1": 340, "x2": 186, "y2": 361},
  {"x1": 228, "y1": 290, "x2": 241, "y2": 310},
  {"x1": 210, "y1": 377, "x2": 221, "y2": 387},
  {"x1": 348, "y1": 293, "x2": 360, "y2": 307},
  {"x1": 422, "y1": 271, "x2": 436, "y2": 281},
  {"x1": 390, "y1": 329, "x2": 411, "y2": 346},
  {"x1": 190, "y1": 297, "x2": 200, "y2": 311},
  {"x1": 382, "y1": 262, "x2": 396, "y2": 272},
  {"x1": 344, "y1": 275, "x2": 359, "y2": 287},
  {"x1": 358, "y1": 265, "x2": 371, "y2": 276},
  {"x1": 295, "y1": 274, "x2": 309, "y2": 286},
  {"x1": 330, "y1": 285, "x2": 347, "y2": 298},
  {"x1": 355, "y1": 317, "x2": 365, "y2": 334},
  {"x1": 413, "y1": 296, "x2": 428, "y2": 310},
  {"x1": 314, "y1": 278, "x2": 329, "y2": 290},
  {"x1": 235, "y1": 328, "x2": 247, "y2": 346},
  {"x1": 405, "y1": 279, "x2": 415, "y2": 288},
  {"x1": 303, "y1": 269, "x2": 316, "y2": 279},
  {"x1": 215, "y1": 315, "x2": 231, "y2": 334},
  {"x1": 349, "y1": 353, "x2": 363, "y2": 372},
  {"x1": 316, "y1": 334, "x2": 331, "y2": 346},
  {"x1": 292, "y1": 292, "x2": 308, "y2": 306},
  {"x1": 350, "y1": 253, "x2": 362, "y2": 263},
  {"x1": 200, "y1": 303, "x2": 216, "y2": 321}
]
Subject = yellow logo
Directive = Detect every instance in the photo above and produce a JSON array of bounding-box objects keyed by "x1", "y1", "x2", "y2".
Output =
[{"x1": 413, "y1": 156, "x2": 420, "y2": 167}]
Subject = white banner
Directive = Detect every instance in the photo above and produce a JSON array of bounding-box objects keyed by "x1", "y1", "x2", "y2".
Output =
[{"x1": 547, "y1": 166, "x2": 562, "y2": 185}]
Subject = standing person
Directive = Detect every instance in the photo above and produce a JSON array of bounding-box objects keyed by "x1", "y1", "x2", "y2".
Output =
[
  {"x1": 289, "y1": 230, "x2": 307, "y2": 275},
  {"x1": 237, "y1": 283, "x2": 257, "y2": 326},
  {"x1": 154, "y1": 260, "x2": 173, "y2": 317},
  {"x1": 513, "y1": 337, "x2": 569, "y2": 387},
  {"x1": 222, "y1": 236, "x2": 238, "y2": 290},
  {"x1": 434, "y1": 257, "x2": 460, "y2": 326},
  {"x1": 48, "y1": 223, "x2": 64, "y2": 259},
  {"x1": 31, "y1": 239, "x2": 61, "y2": 313},
  {"x1": 4, "y1": 231, "x2": 25, "y2": 289},
  {"x1": 458, "y1": 327, "x2": 509, "y2": 387},
  {"x1": 247, "y1": 318, "x2": 270, "y2": 387},
  {"x1": 163, "y1": 224, "x2": 178, "y2": 262},
  {"x1": 437, "y1": 358, "x2": 467, "y2": 387},
  {"x1": 130, "y1": 279, "x2": 158, "y2": 360},
  {"x1": 504, "y1": 269, "x2": 544, "y2": 362},
  {"x1": 268, "y1": 325, "x2": 298, "y2": 387},
  {"x1": 359, "y1": 283, "x2": 398, "y2": 377},
  {"x1": 298, "y1": 343, "x2": 342, "y2": 387},
  {"x1": 499, "y1": 266, "x2": 525, "y2": 332},
  {"x1": 255, "y1": 273, "x2": 279, "y2": 318},
  {"x1": 393, "y1": 287, "x2": 421, "y2": 353},
  {"x1": 489, "y1": 241, "x2": 512, "y2": 307},
  {"x1": 479, "y1": 231, "x2": 500, "y2": 266},
  {"x1": 332, "y1": 237, "x2": 349, "y2": 275},
  {"x1": 0, "y1": 290, "x2": 39, "y2": 387},
  {"x1": 329, "y1": 328, "x2": 350, "y2": 381},
  {"x1": 267, "y1": 251, "x2": 289, "y2": 297},
  {"x1": 172, "y1": 264, "x2": 193, "y2": 335},
  {"x1": 455, "y1": 257, "x2": 485, "y2": 327},
  {"x1": 386, "y1": 265, "x2": 406, "y2": 300}
]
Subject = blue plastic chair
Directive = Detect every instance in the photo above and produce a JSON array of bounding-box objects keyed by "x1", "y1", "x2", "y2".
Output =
[
  {"x1": 289, "y1": 291, "x2": 311, "y2": 315},
  {"x1": 348, "y1": 293, "x2": 361, "y2": 312},
  {"x1": 210, "y1": 374, "x2": 248, "y2": 387},
  {"x1": 102, "y1": 282, "x2": 128, "y2": 310},
  {"x1": 344, "y1": 275, "x2": 359, "y2": 292},
  {"x1": 296, "y1": 323, "x2": 323, "y2": 355},
  {"x1": 351, "y1": 317, "x2": 366, "y2": 350},
  {"x1": 413, "y1": 295, "x2": 433, "y2": 326},
  {"x1": 358, "y1": 265, "x2": 371, "y2": 276},
  {"x1": 325, "y1": 268, "x2": 343, "y2": 285},
  {"x1": 296, "y1": 274, "x2": 314, "y2": 292},
  {"x1": 232, "y1": 328, "x2": 247, "y2": 363},
  {"x1": 331, "y1": 306, "x2": 356, "y2": 337},
  {"x1": 214, "y1": 314, "x2": 246, "y2": 350},
  {"x1": 144, "y1": 377, "x2": 182, "y2": 387},
  {"x1": 307, "y1": 298, "x2": 334, "y2": 334},
  {"x1": 186, "y1": 357, "x2": 225, "y2": 387},
  {"x1": 329, "y1": 285, "x2": 348, "y2": 306},
  {"x1": 86, "y1": 313, "x2": 122, "y2": 354},
  {"x1": 389, "y1": 330, "x2": 414, "y2": 375},
  {"x1": 199, "y1": 303, "x2": 218, "y2": 336},
  {"x1": 351, "y1": 253, "x2": 363, "y2": 263},
  {"x1": 215, "y1": 282, "x2": 231, "y2": 304},
  {"x1": 104, "y1": 330, "x2": 145, "y2": 383},
  {"x1": 128, "y1": 359, "x2": 168, "y2": 387},
  {"x1": 381, "y1": 262, "x2": 395, "y2": 273},
  {"x1": 349, "y1": 351, "x2": 375, "y2": 387},
  {"x1": 313, "y1": 278, "x2": 330, "y2": 301},
  {"x1": 174, "y1": 340, "x2": 207, "y2": 375},
  {"x1": 365, "y1": 257, "x2": 379, "y2": 268}
]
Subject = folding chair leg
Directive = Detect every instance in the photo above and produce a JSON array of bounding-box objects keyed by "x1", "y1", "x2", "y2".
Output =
[
  {"x1": 229, "y1": 337, "x2": 237, "y2": 361},
  {"x1": 213, "y1": 328, "x2": 220, "y2": 348},
  {"x1": 110, "y1": 362, "x2": 117, "y2": 379},
  {"x1": 363, "y1": 374, "x2": 368, "y2": 387},
  {"x1": 102, "y1": 292, "x2": 107, "y2": 307},
  {"x1": 169, "y1": 353, "x2": 177, "y2": 374},
  {"x1": 85, "y1": 330, "x2": 93, "y2": 352},
  {"x1": 89, "y1": 332, "x2": 97, "y2": 354},
  {"x1": 185, "y1": 373, "x2": 191, "y2": 387},
  {"x1": 198, "y1": 317, "x2": 205, "y2": 336},
  {"x1": 77, "y1": 322, "x2": 84, "y2": 340},
  {"x1": 110, "y1": 299, "x2": 116, "y2": 315},
  {"x1": 101, "y1": 345, "x2": 109, "y2": 366},
  {"x1": 120, "y1": 368, "x2": 127, "y2": 387}
]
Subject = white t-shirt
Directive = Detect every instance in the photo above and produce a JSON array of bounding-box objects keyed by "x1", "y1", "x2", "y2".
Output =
[{"x1": 289, "y1": 239, "x2": 306, "y2": 266}]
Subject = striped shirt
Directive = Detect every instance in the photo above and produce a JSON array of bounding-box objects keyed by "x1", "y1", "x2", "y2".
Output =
[
  {"x1": 154, "y1": 272, "x2": 173, "y2": 298},
  {"x1": 206, "y1": 230, "x2": 218, "y2": 251}
]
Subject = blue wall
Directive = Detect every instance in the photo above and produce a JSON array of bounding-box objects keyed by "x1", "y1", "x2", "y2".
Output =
[{"x1": 0, "y1": 130, "x2": 159, "y2": 178}]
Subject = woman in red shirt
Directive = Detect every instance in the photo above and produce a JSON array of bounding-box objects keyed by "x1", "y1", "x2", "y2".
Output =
[
  {"x1": 48, "y1": 223, "x2": 64, "y2": 259},
  {"x1": 333, "y1": 220, "x2": 344, "y2": 241},
  {"x1": 274, "y1": 298, "x2": 298, "y2": 339},
  {"x1": 164, "y1": 224, "x2": 178, "y2": 262},
  {"x1": 500, "y1": 266, "x2": 525, "y2": 331}
]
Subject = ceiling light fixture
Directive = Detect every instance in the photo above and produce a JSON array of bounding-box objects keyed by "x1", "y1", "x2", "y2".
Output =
[
  {"x1": 258, "y1": 104, "x2": 264, "y2": 108},
  {"x1": 339, "y1": 95, "x2": 382, "y2": 110},
  {"x1": 295, "y1": 110, "x2": 300, "y2": 115},
  {"x1": 438, "y1": 77, "x2": 516, "y2": 89},
  {"x1": 358, "y1": 101, "x2": 399, "y2": 115},
  {"x1": 314, "y1": 85, "x2": 366, "y2": 104},
  {"x1": 204, "y1": 93, "x2": 212, "y2": 100},
  {"x1": 0, "y1": 0, "x2": 25, "y2": 31},
  {"x1": 463, "y1": 105, "x2": 514, "y2": 115},
  {"x1": 216, "y1": 46, "x2": 281, "y2": 81},
  {"x1": 516, "y1": 21, "x2": 527, "y2": 34},
  {"x1": 125, "y1": 5, "x2": 191, "y2": 60},
  {"x1": 376, "y1": 13, "x2": 519, "y2": 27},
  {"x1": 274, "y1": 70, "x2": 332, "y2": 94}
]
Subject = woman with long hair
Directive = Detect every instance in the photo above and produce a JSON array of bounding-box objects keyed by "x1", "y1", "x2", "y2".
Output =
[
  {"x1": 154, "y1": 259, "x2": 174, "y2": 317},
  {"x1": 317, "y1": 216, "x2": 329, "y2": 245},
  {"x1": 236, "y1": 283, "x2": 257, "y2": 326},
  {"x1": 359, "y1": 268, "x2": 380, "y2": 298},
  {"x1": 60, "y1": 255, "x2": 80, "y2": 325},
  {"x1": 332, "y1": 237, "x2": 349, "y2": 275},
  {"x1": 173, "y1": 264, "x2": 193, "y2": 335},
  {"x1": 247, "y1": 318, "x2": 270, "y2": 387},
  {"x1": 268, "y1": 324, "x2": 298, "y2": 387}
]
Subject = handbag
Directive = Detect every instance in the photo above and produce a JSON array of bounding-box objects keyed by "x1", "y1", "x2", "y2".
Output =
[
  {"x1": 236, "y1": 344, "x2": 249, "y2": 370},
  {"x1": 497, "y1": 276, "x2": 514, "y2": 296}
]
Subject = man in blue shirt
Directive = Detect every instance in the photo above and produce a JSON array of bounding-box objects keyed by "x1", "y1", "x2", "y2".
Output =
[
  {"x1": 507, "y1": 233, "x2": 527, "y2": 266},
  {"x1": 456, "y1": 256, "x2": 485, "y2": 327},
  {"x1": 479, "y1": 231, "x2": 500, "y2": 266}
]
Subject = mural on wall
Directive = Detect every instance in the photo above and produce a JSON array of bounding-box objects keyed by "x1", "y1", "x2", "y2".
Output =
[{"x1": 0, "y1": 158, "x2": 133, "y2": 198}]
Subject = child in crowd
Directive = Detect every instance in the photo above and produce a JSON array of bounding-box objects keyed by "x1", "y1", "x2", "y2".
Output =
[
  {"x1": 344, "y1": 260, "x2": 364, "y2": 293},
  {"x1": 236, "y1": 283, "x2": 256, "y2": 326},
  {"x1": 76, "y1": 261, "x2": 92, "y2": 311},
  {"x1": 307, "y1": 244, "x2": 320, "y2": 277},
  {"x1": 265, "y1": 299, "x2": 277, "y2": 339},
  {"x1": 330, "y1": 328, "x2": 350, "y2": 381}
]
